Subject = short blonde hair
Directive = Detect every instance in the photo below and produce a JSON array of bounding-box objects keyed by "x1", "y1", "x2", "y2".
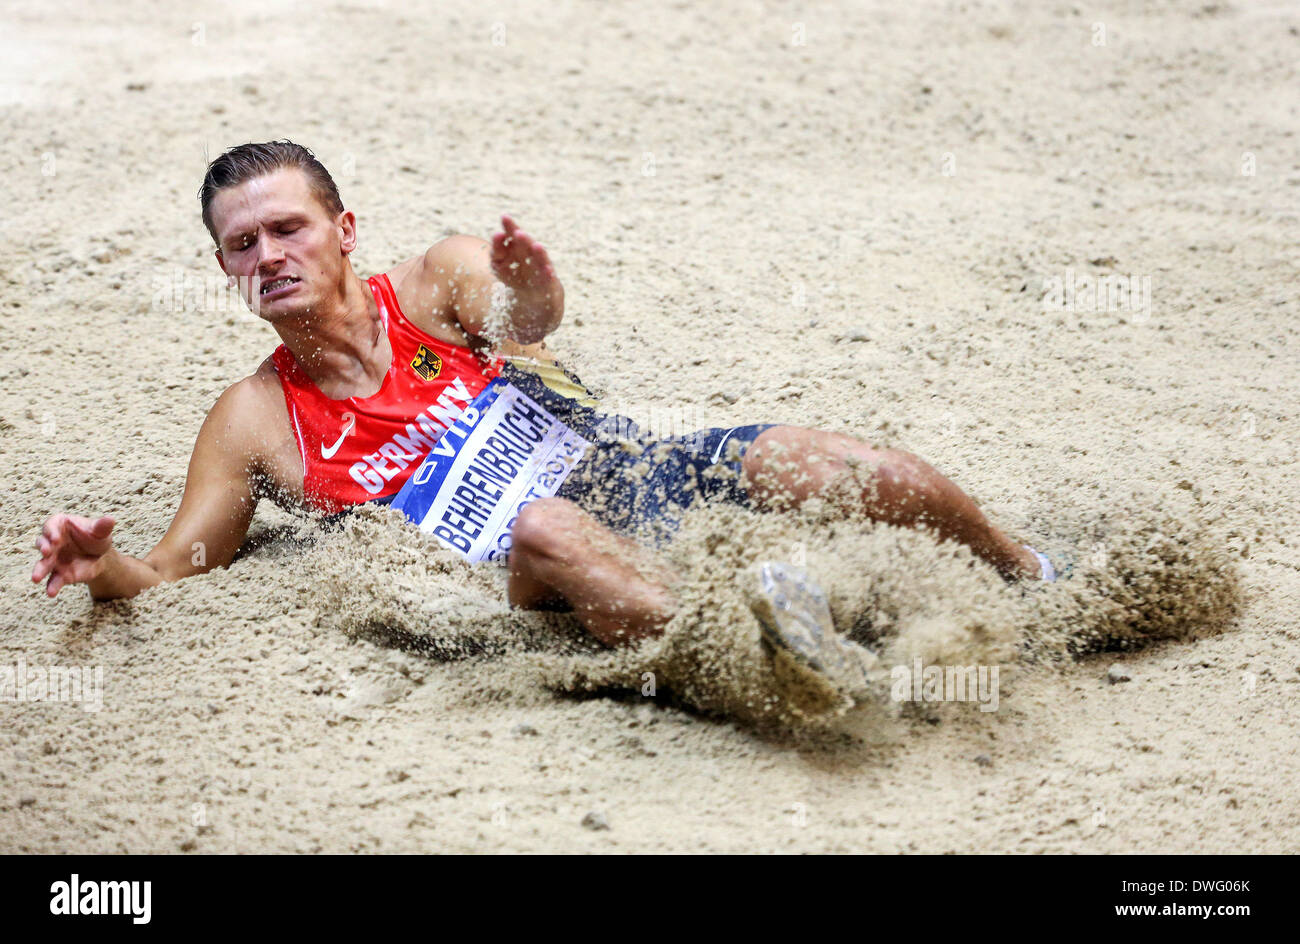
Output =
[{"x1": 199, "y1": 140, "x2": 344, "y2": 244}]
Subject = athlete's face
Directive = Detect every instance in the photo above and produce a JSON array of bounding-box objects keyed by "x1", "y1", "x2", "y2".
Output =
[{"x1": 210, "y1": 167, "x2": 356, "y2": 322}]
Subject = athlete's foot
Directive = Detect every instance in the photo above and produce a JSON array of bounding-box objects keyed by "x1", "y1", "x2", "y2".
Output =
[
  {"x1": 747, "y1": 561, "x2": 880, "y2": 701},
  {"x1": 1023, "y1": 545, "x2": 1055, "y2": 582},
  {"x1": 1021, "y1": 545, "x2": 1074, "y2": 584},
  {"x1": 999, "y1": 543, "x2": 1046, "y2": 581}
]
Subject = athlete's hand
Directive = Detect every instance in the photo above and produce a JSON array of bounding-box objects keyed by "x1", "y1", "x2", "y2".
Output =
[
  {"x1": 31, "y1": 514, "x2": 116, "y2": 598},
  {"x1": 490, "y1": 215, "x2": 557, "y2": 294}
]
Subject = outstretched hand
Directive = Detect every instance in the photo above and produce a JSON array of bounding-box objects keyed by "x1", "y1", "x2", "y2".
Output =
[
  {"x1": 490, "y1": 214, "x2": 557, "y2": 294},
  {"x1": 31, "y1": 514, "x2": 116, "y2": 598}
]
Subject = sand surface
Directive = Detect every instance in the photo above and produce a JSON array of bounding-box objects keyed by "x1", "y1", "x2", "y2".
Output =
[{"x1": 2, "y1": 0, "x2": 1298, "y2": 853}]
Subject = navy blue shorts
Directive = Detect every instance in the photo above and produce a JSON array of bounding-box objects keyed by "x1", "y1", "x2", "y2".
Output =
[{"x1": 555, "y1": 417, "x2": 778, "y2": 543}]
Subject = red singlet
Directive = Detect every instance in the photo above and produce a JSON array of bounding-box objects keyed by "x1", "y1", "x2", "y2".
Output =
[{"x1": 271, "y1": 273, "x2": 503, "y2": 513}]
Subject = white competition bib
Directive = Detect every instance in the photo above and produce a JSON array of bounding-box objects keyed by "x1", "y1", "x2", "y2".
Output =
[{"x1": 389, "y1": 378, "x2": 591, "y2": 564}]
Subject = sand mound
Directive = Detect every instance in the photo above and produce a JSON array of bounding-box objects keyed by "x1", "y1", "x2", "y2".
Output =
[
  {"x1": 302, "y1": 476, "x2": 1241, "y2": 732},
  {"x1": 1021, "y1": 483, "x2": 1245, "y2": 658}
]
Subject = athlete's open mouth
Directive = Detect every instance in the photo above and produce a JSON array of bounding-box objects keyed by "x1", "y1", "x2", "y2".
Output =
[{"x1": 260, "y1": 276, "x2": 301, "y2": 296}]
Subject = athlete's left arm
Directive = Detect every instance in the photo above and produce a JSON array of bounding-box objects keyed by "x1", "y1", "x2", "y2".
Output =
[{"x1": 422, "y1": 215, "x2": 564, "y2": 345}]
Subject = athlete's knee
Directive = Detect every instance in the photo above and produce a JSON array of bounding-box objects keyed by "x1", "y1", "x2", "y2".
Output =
[
  {"x1": 806, "y1": 436, "x2": 935, "y2": 509},
  {"x1": 510, "y1": 497, "x2": 583, "y2": 560},
  {"x1": 870, "y1": 447, "x2": 925, "y2": 487},
  {"x1": 865, "y1": 448, "x2": 959, "y2": 524}
]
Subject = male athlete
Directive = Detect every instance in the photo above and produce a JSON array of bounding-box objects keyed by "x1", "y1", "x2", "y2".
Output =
[{"x1": 32, "y1": 141, "x2": 1056, "y2": 694}]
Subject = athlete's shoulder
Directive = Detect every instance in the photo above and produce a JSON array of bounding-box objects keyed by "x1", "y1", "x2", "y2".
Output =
[
  {"x1": 245, "y1": 355, "x2": 286, "y2": 400},
  {"x1": 390, "y1": 237, "x2": 555, "y2": 361},
  {"x1": 180, "y1": 357, "x2": 303, "y2": 506},
  {"x1": 412, "y1": 234, "x2": 491, "y2": 314},
  {"x1": 410, "y1": 235, "x2": 488, "y2": 297},
  {"x1": 205, "y1": 358, "x2": 287, "y2": 446},
  {"x1": 421, "y1": 233, "x2": 484, "y2": 272},
  {"x1": 383, "y1": 243, "x2": 476, "y2": 345}
]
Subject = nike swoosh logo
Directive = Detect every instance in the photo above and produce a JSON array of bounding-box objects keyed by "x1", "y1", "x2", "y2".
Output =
[
  {"x1": 710, "y1": 428, "x2": 735, "y2": 464},
  {"x1": 321, "y1": 412, "x2": 356, "y2": 459}
]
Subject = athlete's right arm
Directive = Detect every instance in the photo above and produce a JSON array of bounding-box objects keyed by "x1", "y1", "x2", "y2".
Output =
[{"x1": 32, "y1": 380, "x2": 264, "y2": 602}]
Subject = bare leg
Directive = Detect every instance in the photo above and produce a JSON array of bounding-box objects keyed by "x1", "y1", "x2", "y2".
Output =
[
  {"x1": 507, "y1": 498, "x2": 678, "y2": 646},
  {"x1": 741, "y1": 426, "x2": 1041, "y2": 581},
  {"x1": 506, "y1": 428, "x2": 1039, "y2": 648}
]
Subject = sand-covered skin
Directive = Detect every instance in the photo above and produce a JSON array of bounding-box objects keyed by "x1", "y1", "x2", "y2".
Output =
[{"x1": 2, "y1": 0, "x2": 1297, "y2": 853}]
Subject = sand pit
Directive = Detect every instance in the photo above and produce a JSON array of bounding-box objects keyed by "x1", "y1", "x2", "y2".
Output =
[{"x1": 3, "y1": 0, "x2": 1297, "y2": 853}]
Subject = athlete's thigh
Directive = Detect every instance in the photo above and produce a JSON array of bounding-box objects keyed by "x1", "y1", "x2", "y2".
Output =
[{"x1": 740, "y1": 424, "x2": 886, "y2": 507}]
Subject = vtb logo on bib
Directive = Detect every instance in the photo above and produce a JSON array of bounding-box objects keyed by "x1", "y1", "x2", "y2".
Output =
[{"x1": 411, "y1": 344, "x2": 443, "y2": 381}]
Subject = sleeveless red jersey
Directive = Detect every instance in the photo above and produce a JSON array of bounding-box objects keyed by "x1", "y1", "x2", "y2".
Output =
[{"x1": 271, "y1": 273, "x2": 503, "y2": 513}]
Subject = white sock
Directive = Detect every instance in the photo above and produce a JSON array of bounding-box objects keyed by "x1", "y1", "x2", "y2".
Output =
[{"x1": 1024, "y1": 546, "x2": 1056, "y2": 582}]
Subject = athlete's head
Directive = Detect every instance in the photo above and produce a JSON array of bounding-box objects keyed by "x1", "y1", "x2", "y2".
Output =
[{"x1": 201, "y1": 140, "x2": 355, "y2": 322}]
